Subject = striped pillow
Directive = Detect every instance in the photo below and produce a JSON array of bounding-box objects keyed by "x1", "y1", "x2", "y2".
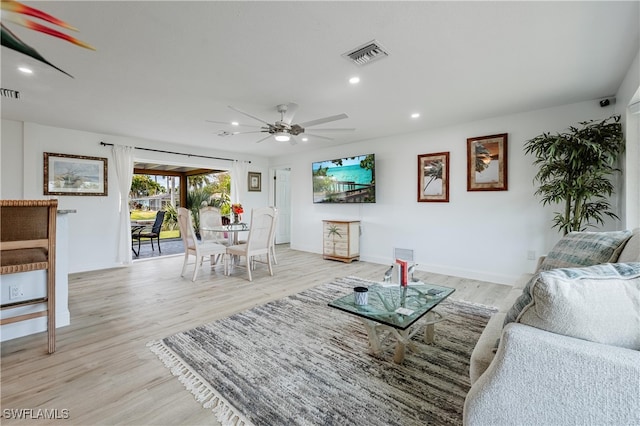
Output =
[
  {"x1": 539, "y1": 230, "x2": 632, "y2": 271},
  {"x1": 503, "y1": 230, "x2": 632, "y2": 329}
]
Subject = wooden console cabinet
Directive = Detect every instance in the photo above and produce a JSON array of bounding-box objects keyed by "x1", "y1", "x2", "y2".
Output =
[{"x1": 323, "y1": 220, "x2": 360, "y2": 263}]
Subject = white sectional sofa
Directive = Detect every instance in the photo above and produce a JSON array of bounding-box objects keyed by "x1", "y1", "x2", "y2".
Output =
[{"x1": 463, "y1": 229, "x2": 640, "y2": 426}]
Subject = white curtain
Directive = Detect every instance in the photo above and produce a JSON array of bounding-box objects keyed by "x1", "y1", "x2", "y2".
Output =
[
  {"x1": 231, "y1": 160, "x2": 249, "y2": 205},
  {"x1": 112, "y1": 144, "x2": 135, "y2": 265}
]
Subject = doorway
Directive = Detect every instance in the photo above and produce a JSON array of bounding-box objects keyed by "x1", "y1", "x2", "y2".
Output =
[{"x1": 272, "y1": 167, "x2": 291, "y2": 244}]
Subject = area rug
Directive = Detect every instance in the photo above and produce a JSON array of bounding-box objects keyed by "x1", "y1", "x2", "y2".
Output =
[{"x1": 148, "y1": 277, "x2": 497, "y2": 426}]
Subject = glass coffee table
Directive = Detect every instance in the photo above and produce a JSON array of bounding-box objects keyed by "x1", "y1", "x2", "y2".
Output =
[{"x1": 328, "y1": 282, "x2": 455, "y2": 363}]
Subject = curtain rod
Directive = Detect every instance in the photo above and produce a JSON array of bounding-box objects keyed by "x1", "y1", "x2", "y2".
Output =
[{"x1": 99, "y1": 142, "x2": 250, "y2": 163}]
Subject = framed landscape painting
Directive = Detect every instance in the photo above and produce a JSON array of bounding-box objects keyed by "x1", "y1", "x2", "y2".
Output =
[
  {"x1": 248, "y1": 171, "x2": 261, "y2": 192},
  {"x1": 467, "y1": 133, "x2": 508, "y2": 191},
  {"x1": 418, "y1": 152, "x2": 449, "y2": 202},
  {"x1": 44, "y1": 152, "x2": 108, "y2": 196}
]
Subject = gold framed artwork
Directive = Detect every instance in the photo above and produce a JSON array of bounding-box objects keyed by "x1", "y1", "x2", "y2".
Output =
[
  {"x1": 467, "y1": 133, "x2": 508, "y2": 191},
  {"x1": 248, "y1": 171, "x2": 261, "y2": 192},
  {"x1": 418, "y1": 152, "x2": 449, "y2": 202},
  {"x1": 43, "y1": 152, "x2": 108, "y2": 196}
]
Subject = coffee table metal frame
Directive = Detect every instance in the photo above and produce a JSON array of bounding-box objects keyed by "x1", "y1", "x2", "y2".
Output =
[{"x1": 328, "y1": 283, "x2": 455, "y2": 363}]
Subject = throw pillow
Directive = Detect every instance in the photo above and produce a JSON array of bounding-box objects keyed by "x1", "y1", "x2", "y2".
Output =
[
  {"x1": 538, "y1": 230, "x2": 632, "y2": 272},
  {"x1": 617, "y1": 228, "x2": 640, "y2": 263},
  {"x1": 516, "y1": 262, "x2": 640, "y2": 349},
  {"x1": 503, "y1": 230, "x2": 632, "y2": 329},
  {"x1": 503, "y1": 274, "x2": 538, "y2": 327}
]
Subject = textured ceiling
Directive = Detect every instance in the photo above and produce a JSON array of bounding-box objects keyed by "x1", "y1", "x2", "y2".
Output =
[{"x1": 1, "y1": 1, "x2": 638, "y2": 158}]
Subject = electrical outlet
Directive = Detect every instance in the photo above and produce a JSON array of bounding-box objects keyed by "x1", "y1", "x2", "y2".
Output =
[
  {"x1": 9, "y1": 285, "x2": 24, "y2": 300},
  {"x1": 527, "y1": 250, "x2": 536, "y2": 260}
]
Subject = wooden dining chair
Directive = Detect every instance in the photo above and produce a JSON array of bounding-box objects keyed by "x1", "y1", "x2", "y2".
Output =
[
  {"x1": 225, "y1": 207, "x2": 277, "y2": 281},
  {"x1": 177, "y1": 207, "x2": 227, "y2": 281}
]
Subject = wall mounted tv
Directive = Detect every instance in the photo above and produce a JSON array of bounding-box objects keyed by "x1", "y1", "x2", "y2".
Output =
[{"x1": 312, "y1": 154, "x2": 375, "y2": 203}]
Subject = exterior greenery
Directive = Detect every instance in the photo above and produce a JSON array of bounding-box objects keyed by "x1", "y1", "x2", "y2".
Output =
[
  {"x1": 130, "y1": 171, "x2": 232, "y2": 237},
  {"x1": 130, "y1": 175, "x2": 166, "y2": 198},
  {"x1": 524, "y1": 115, "x2": 625, "y2": 235}
]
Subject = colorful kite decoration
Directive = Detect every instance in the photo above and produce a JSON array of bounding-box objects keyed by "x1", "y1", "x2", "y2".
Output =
[{"x1": 1, "y1": 0, "x2": 95, "y2": 77}]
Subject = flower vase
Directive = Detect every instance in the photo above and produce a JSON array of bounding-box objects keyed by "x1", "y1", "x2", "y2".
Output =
[{"x1": 233, "y1": 213, "x2": 240, "y2": 224}]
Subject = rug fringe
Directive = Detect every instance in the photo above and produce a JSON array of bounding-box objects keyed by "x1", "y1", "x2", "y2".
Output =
[{"x1": 147, "y1": 340, "x2": 254, "y2": 426}]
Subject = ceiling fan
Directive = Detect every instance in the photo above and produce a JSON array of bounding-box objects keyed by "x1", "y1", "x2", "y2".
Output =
[{"x1": 207, "y1": 103, "x2": 354, "y2": 144}]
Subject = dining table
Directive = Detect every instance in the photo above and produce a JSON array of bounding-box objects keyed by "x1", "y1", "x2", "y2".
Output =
[{"x1": 202, "y1": 223, "x2": 250, "y2": 246}]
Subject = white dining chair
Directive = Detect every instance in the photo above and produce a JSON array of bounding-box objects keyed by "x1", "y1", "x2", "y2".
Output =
[
  {"x1": 225, "y1": 206, "x2": 277, "y2": 281},
  {"x1": 199, "y1": 206, "x2": 229, "y2": 247},
  {"x1": 177, "y1": 207, "x2": 228, "y2": 281}
]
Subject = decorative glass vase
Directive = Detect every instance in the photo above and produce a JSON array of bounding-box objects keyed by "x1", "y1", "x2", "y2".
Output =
[{"x1": 233, "y1": 213, "x2": 240, "y2": 224}]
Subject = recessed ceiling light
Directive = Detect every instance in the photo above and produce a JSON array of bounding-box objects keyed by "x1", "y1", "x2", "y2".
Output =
[
  {"x1": 18, "y1": 67, "x2": 33, "y2": 74},
  {"x1": 231, "y1": 121, "x2": 239, "y2": 126},
  {"x1": 302, "y1": 137, "x2": 308, "y2": 142},
  {"x1": 349, "y1": 76, "x2": 360, "y2": 84},
  {"x1": 411, "y1": 113, "x2": 420, "y2": 119}
]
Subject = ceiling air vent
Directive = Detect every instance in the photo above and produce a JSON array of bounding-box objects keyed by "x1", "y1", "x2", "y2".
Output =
[
  {"x1": 1, "y1": 88, "x2": 20, "y2": 99},
  {"x1": 342, "y1": 40, "x2": 389, "y2": 66}
]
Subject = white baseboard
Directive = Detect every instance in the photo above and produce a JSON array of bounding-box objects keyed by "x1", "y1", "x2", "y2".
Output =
[{"x1": 0, "y1": 310, "x2": 70, "y2": 342}]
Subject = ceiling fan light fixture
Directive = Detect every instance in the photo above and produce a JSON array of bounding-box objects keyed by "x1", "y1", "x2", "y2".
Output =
[{"x1": 274, "y1": 132, "x2": 290, "y2": 142}]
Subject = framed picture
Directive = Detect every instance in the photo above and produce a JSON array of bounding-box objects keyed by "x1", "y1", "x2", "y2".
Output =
[
  {"x1": 418, "y1": 152, "x2": 449, "y2": 202},
  {"x1": 248, "y1": 171, "x2": 261, "y2": 192},
  {"x1": 43, "y1": 152, "x2": 108, "y2": 196},
  {"x1": 467, "y1": 133, "x2": 508, "y2": 191}
]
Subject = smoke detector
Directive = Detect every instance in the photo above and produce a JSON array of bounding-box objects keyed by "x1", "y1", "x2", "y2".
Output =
[{"x1": 342, "y1": 40, "x2": 389, "y2": 66}]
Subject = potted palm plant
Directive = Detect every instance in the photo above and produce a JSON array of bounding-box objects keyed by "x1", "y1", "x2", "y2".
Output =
[{"x1": 524, "y1": 115, "x2": 625, "y2": 235}]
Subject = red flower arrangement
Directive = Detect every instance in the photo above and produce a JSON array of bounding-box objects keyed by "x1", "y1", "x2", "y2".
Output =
[{"x1": 231, "y1": 204, "x2": 244, "y2": 214}]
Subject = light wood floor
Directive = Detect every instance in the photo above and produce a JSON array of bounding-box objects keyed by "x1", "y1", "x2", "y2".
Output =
[{"x1": 1, "y1": 246, "x2": 511, "y2": 425}]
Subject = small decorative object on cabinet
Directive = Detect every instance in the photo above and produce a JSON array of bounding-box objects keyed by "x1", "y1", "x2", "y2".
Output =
[{"x1": 323, "y1": 220, "x2": 360, "y2": 263}]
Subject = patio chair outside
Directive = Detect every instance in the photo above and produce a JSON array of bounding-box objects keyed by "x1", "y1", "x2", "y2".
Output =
[{"x1": 132, "y1": 210, "x2": 165, "y2": 256}]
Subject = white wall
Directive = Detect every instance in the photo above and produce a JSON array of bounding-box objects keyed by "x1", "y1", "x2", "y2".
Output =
[
  {"x1": 0, "y1": 120, "x2": 24, "y2": 198},
  {"x1": 2, "y1": 121, "x2": 270, "y2": 273},
  {"x1": 615, "y1": 48, "x2": 640, "y2": 229},
  {"x1": 2, "y1": 94, "x2": 633, "y2": 284},
  {"x1": 270, "y1": 100, "x2": 619, "y2": 284}
]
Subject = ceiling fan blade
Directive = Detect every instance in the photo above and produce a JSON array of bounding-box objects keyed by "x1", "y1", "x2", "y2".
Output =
[
  {"x1": 305, "y1": 133, "x2": 334, "y2": 141},
  {"x1": 206, "y1": 119, "x2": 262, "y2": 128},
  {"x1": 298, "y1": 113, "x2": 348, "y2": 128},
  {"x1": 281, "y1": 102, "x2": 299, "y2": 124},
  {"x1": 228, "y1": 105, "x2": 273, "y2": 127},
  {"x1": 255, "y1": 135, "x2": 273, "y2": 144},
  {"x1": 302, "y1": 128, "x2": 355, "y2": 132}
]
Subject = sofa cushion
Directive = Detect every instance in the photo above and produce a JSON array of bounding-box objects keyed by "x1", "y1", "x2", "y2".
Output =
[
  {"x1": 617, "y1": 228, "x2": 640, "y2": 263},
  {"x1": 538, "y1": 230, "x2": 632, "y2": 271},
  {"x1": 503, "y1": 230, "x2": 633, "y2": 328},
  {"x1": 516, "y1": 263, "x2": 640, "y2": 350}
]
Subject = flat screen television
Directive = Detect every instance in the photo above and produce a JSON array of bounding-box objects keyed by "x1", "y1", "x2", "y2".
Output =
[{"x1": 312, "y1": 154, "x2": 375, "y2": 203}]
